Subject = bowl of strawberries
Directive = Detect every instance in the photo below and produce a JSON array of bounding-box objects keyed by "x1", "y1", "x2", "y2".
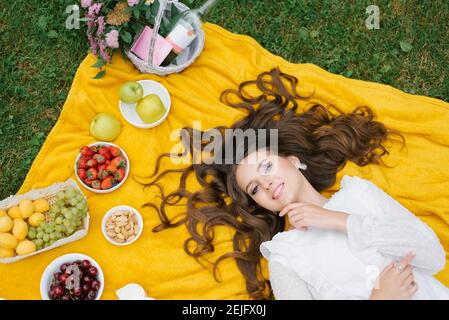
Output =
[{"x1": 75, "y1": 142, "x2": 130, "y2": 193}]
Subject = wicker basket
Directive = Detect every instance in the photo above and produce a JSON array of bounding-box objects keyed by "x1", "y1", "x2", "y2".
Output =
[
  {"x1": 0, "y1": 179, "x2": 90, "y2": 264},
  {"x1": 127, "y1": 0, "x2": 205, "y2": 76}
]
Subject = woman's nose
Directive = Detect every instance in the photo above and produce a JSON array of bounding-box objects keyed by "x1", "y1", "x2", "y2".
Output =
[{"x1": 262, "y1": 181, "x2": 273, "y2": 191}]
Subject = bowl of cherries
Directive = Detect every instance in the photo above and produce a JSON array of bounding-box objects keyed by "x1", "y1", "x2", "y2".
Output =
[{"x1": 40, "y1": 253, "x2": 104, "y2": 300}]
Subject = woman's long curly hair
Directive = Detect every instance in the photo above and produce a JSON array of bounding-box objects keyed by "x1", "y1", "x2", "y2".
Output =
[{"x1": 141, "y1": 67, "x2": 405, "y2": 299}]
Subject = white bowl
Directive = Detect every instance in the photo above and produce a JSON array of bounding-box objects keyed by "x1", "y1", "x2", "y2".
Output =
[
  {"x1": 102, "y1": 205, "x2": 143, "y2": 246},
  {"x1": 40, "y1": 253, "x2": 104, "y2": 300},
  {"x1": 119, "y1": 80, "x2": 171, "y2": 129},
  {"x1": 74, "y1": 142, "x2": 130, "y2": 194}
]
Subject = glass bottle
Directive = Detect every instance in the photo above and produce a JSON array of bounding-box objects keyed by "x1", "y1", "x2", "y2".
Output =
[{"x1": 161, "y1": 0, "x2": 219, "y2": 67}]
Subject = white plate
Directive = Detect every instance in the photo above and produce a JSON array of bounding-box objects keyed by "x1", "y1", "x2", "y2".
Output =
[
  {"x1": 102, "y1": 205, "x2": 144, "y2": 246},
  {"x1": 40, "y1": 253, "x2": 104, "y2": 300},
  {"x1": 74, "y1": 142, "x2": 130, "y2": 194},
  {"x1": 119, "y1": 80, "x2": 171, "y2": 129}
]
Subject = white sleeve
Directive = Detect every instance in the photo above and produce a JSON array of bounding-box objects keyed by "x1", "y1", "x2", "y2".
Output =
[
  {"x1": 268, "y1": 260, "x2": 313, "y2": 300},
  {"x1": 346, "y1": 179, "x2": 446, "y2": 275}
]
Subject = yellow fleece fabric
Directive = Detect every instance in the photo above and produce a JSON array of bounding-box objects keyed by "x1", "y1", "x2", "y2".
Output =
[{"x1": 1, "y1": 23, "x2": 449, "y2": 300}]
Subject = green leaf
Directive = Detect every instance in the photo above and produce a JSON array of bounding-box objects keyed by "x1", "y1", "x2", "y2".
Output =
[
  {"x1": 37, "y1": 16, "x2": 48, "y2": 30},
  {"x1": 150, "y1": 0, "x2": 160, "y2": 17},
  {"x1": 121, "y1": 31, "x2": 133, "y2": 44},
  {"x1": 379, "y1": 64, "x2": 392, "y2": 73},
  {"x1": 298, "y1": 28, "x2": 308, "y2": 41},
  {"x1": 310, "y1": 30, "x2": 319, "y2": 38},
  {"x1": 93, "y1": 70, "x2": 106, "y2": 79},
  {"x1": 91, "y1": 58, "x2": 107, "y2": 68},
  {"x1": 47, "y1": 30, "x2": 58, "y2": 38},
  {"x1": 399, "y1": 40, "x2": 413, "y2": 53}
]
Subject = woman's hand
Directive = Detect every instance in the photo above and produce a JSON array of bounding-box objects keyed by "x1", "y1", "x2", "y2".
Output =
[
  {"x1": 370, "y1": 252, "x2": 418, "y2": 300},
  {"x1": 279, "y1": 202, "x2": 349, "y2": 232}
]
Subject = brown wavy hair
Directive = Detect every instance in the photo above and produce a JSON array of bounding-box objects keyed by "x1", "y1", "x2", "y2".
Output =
[{"x1": 141, "y1": 67, "x2": 406, "y2": 299}]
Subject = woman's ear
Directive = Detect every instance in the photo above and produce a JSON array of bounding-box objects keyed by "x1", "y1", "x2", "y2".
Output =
[{"x1": 286, "y1": 155, "x2": 301, "y2": 169}]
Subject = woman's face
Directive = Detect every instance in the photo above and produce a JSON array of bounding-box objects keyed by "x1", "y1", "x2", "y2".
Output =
[{"x1": 235, "y1": 149, "x2": 306, "y2": 212}]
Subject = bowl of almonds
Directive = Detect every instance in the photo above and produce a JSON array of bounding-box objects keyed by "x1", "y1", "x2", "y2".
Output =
[{"x1": 102, "y1": 205, "x2": 143, "y2": 246}]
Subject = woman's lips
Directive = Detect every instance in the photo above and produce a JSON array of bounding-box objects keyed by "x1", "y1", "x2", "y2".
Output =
[{"x1": 272, "y1": 182, "x2": 285, "y2": 200}]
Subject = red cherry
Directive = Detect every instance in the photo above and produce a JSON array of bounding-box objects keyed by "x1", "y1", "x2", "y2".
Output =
[
  {"x1": 53, "y1": 286, "x2": 65, "y2": 297},
  {"x1": 91, "y1": 280, "x2": 100, "y2": 291},
  {"x1": 88, "y1": 266, "x2": 98, "y2": 277},
  {"x1": 82, "y1": 259, "x2": 91, "y2": 269},
  {"x1": 59, "y1": 273, "x2": 69, "y2": 283},
  {"x1": 87, "y1": 290, "x2": 97, "y2": 300}
]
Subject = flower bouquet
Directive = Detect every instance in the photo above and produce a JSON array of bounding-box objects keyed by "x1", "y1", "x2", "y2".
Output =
[{"x1": 79, "y1": 0, "x2": 193, "y2": 78}]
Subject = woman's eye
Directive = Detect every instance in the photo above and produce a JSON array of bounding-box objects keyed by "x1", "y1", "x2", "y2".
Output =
[{"x1": 251, "y1": 185, "x2": 259, "y2": 195}]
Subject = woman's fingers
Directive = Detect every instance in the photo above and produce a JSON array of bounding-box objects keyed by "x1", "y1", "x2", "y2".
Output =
[
  {"x1": 407, "y1": 281, "x2": 419, "y2": 296},
  {"x1": 396, "y1": 252, "x2": 415, "y2": 271},
  {"x1": 279, "y1": 202, "x2": 307, "y2": 217},
  {"x1": 402, "y1": 273, "x2": 415, "y2": 287}
]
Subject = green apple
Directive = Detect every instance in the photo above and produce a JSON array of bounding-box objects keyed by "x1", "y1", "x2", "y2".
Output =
[
  {"x1": 136, "y1": 94, "x2": 166, "y2": 124},
  {"x1": 90, "y1": 113, "x2": 121, "y2": 141},
  {"x1": 119, "y1": 81, "x2": 144, "y2": 104}
]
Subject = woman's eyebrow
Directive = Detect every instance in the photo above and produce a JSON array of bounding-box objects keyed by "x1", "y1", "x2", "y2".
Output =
[{"x1": 245, "y1": 159, "x2": 268, "y2": 193}]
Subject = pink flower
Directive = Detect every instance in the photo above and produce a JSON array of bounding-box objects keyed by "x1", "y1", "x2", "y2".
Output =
[
  {"x1": 105, "y1": 30, "x2": 119, "y2": 49},
  {"x1": 96, "y1": 16, "x2": 105, "y2": 37},
  {"x1": 99, "y1": 40, "x2": 111, "y2": 62},
  {"x1": 80, "y1": 0, "x2": 92, "y2": 8},
  {"x1": 88, "y1": 3, "x2": 103, "y2": 16},
  {"x1": 128, "y1": 0, "x2": 139, "y2": 7}
]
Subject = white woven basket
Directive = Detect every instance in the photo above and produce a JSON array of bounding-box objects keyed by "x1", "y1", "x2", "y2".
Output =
[{"x1": 127, "y1": 0, "x2": 205, "y2": 76}]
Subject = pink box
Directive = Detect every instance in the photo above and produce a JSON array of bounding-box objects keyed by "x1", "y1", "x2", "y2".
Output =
[{"x1": 130, "y1": 26, "x2": 173, "y2": 67}]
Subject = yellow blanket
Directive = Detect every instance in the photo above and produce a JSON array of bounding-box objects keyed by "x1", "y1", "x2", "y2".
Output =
[{"x1": 1, "y1": 22, "x2": 449, "y2": 300}]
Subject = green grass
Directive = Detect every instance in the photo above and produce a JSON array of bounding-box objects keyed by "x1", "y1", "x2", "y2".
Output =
[{"x1": 1, "y1": 0, "x2": 448, "y2": 198}]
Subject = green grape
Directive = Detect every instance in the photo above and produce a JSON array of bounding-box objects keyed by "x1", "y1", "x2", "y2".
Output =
[
  {"x1": 48, "y1": 221, "x2": 55, "y2": 228},
  {"x1": 28, "y1": 230, "x2": 36, "y2": 240},
  {"x1": 56, "y1": 191, "x2": 66, "y2": 200},
  {"x1": 59, "y1": 225, "x2": 66, "y2": 233},
  {"x1": 49, "y1": 233, "x2": 56, "y2": 240},
  {"x1": 55, "y1": 231, "x2": 63, "y2": 239},
  {"x1": 36, "y1": 227, "x2": 43, "y2": 233},
  {"x1": 29, "y1": 226, "x2": 36, "y2": 233},
  {"x1": 75, "y1": 203, "x2": 84, "y2": 210},
  {"x1": 76, "y1": 194, "x2": 84, "y2": 202},
  {"x1": 55, "y1": 225, "x2": 62, "y2": 233},
  {"x1": 61, "y1": 207, "x2": 70, "y2": 215},
  {"x1": 34, "y1": 238, "x2": 43, "y2": 246},
  {"x1": 36, "y1": 231, "x2": 44, "y2": 239},
  {"x1": 64, "y1": 211, "x2": 73, "y2": 220},
  {"x1": 55, "y1": 217, "x2": 63, "y2": 225},
  {"x1": 52, "y1": 205, "x2": 61, "y2": 214},
  {"x1": 63, "y1": 219, "x2": 71, "y2": 228},
  {"x1": 40, "y1": 222, "x2": 48, "y2": 229},
  {"x1": 71, "y1": 219, "x2": 80, "y2": 228},
  {"x1": 44, "y1": 227, "x2": 53, "y2": 234},
  {"x1": 36, "y1": 244, "x2": 43, "y2": 251},
  {"x1": 71, "y1": 208, "x2": 78, "y2": 215},
  {"x1": 49, "y1": 212, "x2": 56, "y2": 220},
  {"x1": 66, "y1": 226, "x2": 75, "y2": 235},
  {"x1": 43, "y1": 234, "x2": 50, "y2": 242},
  {"x1": 69, "y1": 198, "x2": 78, "y2": 207}
]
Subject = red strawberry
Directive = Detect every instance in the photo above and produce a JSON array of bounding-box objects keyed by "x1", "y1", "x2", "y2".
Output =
[
  {"x1": 91, "y1": 180, "x2": 101, "y2": 190},
  {"x1": 77, "y1": 168, "x2": 87, "y2": 179},
  {"x1": 109, "y1": 146, "x2": 121, "y2": 157},
  {"x1": 106, "y1": 163, "x2": 117, "y2": 174},
  {"x1": 114, "y1": 168, "x2": 126, "y2": 182},
  {"x1": 105, "y1": 160, "x2": 111, "y2": 166},
  {"x1": 80, "y1": 155, "x2": 92, "y2": 162},
  {"x1": 101, "y1": 177, "x2": 113, "y2": 190},
  {"x1": 90, "y1": 145, "x2": 100, "y2": 153},
  {"x1": 78, "y1": 158, "x2": 88, "y2": 169},
  {"x1": 97, "y1": 164, "x2": 107, "y2": 171},
  {"x1": 80, "y1": 146, "x2": 94, "y2": 157},
  {"x1": 87, "y1": 168, "x2": 98, "y2": 180},
  {"x1": 86, "y1": 159, "x2": 97, "y2": 168},
  {"x1": 111, "y1": 156, "x2": 126, "y2": 168},
  {"x1": 83, "y1": 178, "x2": 93, "y2": 186},
  {"x1": 99, "y1": 146, "x2": 112, "y2": 160},
  {"x1": 93, "y1": 153, "x2": 106, "y2": 164},
  {"x1": 98, "y1": 169, "x2": 109, "y2": 180}
]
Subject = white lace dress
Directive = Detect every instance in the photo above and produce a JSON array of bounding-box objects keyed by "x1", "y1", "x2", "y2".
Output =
[{"x1": 260, "y1": 175, "x2": 449, "y2": 300}]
